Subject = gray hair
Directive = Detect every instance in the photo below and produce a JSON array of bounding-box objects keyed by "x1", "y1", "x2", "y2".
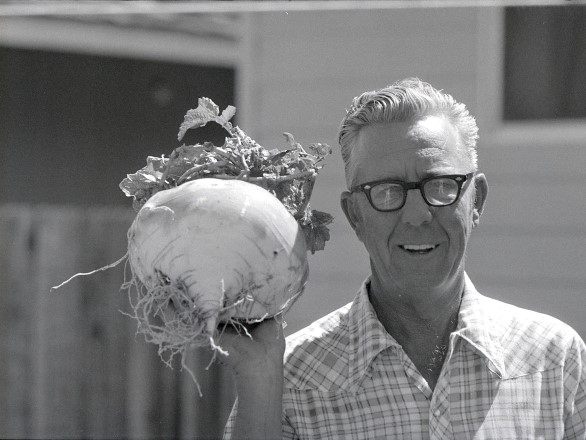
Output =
[{"x1": 338, "y1": 78, "x2": 479, "y2": 188}]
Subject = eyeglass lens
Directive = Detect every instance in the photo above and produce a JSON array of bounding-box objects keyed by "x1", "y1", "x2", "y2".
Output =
[{"x1": 370, "y1": 177, "x2": 460, "y2": 210}]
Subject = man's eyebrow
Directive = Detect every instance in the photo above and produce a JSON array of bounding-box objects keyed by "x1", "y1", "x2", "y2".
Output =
[{"x1": 371, "y1": 171, "x2": 447, "y2": 183}]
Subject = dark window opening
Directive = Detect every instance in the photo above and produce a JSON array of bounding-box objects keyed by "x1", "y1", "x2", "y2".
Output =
[
  {"x1": 504, "y1": 6, "x2": 586, "y2": 121},
  {"x1": 0, "y1": 47, "x2": 235, "y2": 205}
]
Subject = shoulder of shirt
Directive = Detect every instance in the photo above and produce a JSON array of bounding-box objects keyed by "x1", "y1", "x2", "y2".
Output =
[
  {"x1": 283, "y1": 302, "x2": 353, "y2": 391},
  {"x1": 478, "y1": 294, "x2": 584, "y2": 376}
]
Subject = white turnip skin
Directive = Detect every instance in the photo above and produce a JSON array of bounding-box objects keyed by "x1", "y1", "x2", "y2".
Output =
[{"x1": 127, "y1": 178, "x2": 309, "y2": 343}]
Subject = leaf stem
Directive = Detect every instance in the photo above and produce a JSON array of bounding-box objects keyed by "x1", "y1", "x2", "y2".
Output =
[{"x1": 177, "y1": 160, "x2": 231, "y2": 184}]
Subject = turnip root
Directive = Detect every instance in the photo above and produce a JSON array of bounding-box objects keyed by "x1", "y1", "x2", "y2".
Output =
[
  {"x1": 125, "y1": 178, "x2": 308, "y2": 367},
  {"x1": 52, "y1": 97, "x2": 331, "y2": 390}
]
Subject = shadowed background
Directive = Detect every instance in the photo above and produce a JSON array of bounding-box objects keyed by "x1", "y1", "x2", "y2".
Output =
[{"x1": 0, "y1": 2, "x2": 585, "y2": 438}]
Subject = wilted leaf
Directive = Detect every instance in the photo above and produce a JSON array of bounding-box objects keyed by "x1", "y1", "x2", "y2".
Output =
[
  {"x1": 302, "y1": 223, "x2": 331, "y2": 254},
  {"x1": 218, "y1": 105, "x2": 236, "y2": 126},
  {"x1": 177, "y1": 97, "x2": 221, "y2": 141},
  {"x1": 198, "y1": 97, "x2": 220, "y2": 116},
  {"x1": 122, "y1": 96, "x2": 334, "y2": 250},
  {"x1": 309, "y1": 209, "x2": 334, "y2": 226},
  {"x1": 282, "y1": 132, "x2": 298, "y2": 149},
  {"x1": 309, "y1": 142, "x2": 332, "y2": 157}
]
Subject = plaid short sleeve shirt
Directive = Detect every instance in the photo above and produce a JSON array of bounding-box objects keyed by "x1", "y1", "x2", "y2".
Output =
[{"x1": 224, "y1": 274, "x2": 586, "y2": 439}]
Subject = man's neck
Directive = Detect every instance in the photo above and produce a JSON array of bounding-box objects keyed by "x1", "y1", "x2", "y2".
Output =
[
  {"x1": 368, "y1": 274, "x2": 464, "y2": 327},
  {"x1": 368, "y1": 275, "x2": 464, "y2": 390}
]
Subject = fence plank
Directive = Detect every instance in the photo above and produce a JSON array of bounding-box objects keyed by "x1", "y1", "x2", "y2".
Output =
[
  {"x1": 78, "y1": 208, "x2": 133, "y2": 438},
  {"x1": 32, "y1": 206, "x2": 87, "y2": 437},
  {"x1": 0, "y1": 206, "x2": 37, "y2": 438},
  {"x1": 126, "y1": 324, "x2": 183, "y2": 439},
  {"x1": 0, "y1": 204, "x2": 239, "y2": 439},
  {"x1": 185, "y1": 349, "x2": 236, "y2": 439}
]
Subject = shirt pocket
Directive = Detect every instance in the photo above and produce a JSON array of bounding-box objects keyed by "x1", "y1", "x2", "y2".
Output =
[{"x1": 450, "y1": 366, "x2": 565, "y2": 440}]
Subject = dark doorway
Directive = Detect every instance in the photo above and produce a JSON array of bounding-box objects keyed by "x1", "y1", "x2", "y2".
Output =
[{"x1": 0, "y1": 47, "x2": 235, "y2": 205}]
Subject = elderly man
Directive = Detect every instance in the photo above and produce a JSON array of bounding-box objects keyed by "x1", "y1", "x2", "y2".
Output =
[{"x1": 221, "y1": 78, "x2": 586, "y2": 439}]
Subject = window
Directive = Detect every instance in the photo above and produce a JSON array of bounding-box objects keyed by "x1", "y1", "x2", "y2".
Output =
[
  {"x1": 503, "y1": 6, "x2": 586, "y2": 121},
  {"x1": 0, "y1": 47, "x2": 235, "y2": 205}
]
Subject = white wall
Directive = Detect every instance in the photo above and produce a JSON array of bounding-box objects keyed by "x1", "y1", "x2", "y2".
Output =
[{"x1": 238, "y1": 8, "x2": 586, "y2": 338}]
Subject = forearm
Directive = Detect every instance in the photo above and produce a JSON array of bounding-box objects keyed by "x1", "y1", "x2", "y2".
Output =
[
  {"x1": 232, "y1": 371, "x2": 283, "y2": 440},
  {"x1": 219, "y1": 319, "x2": 286, "y2": 439}
]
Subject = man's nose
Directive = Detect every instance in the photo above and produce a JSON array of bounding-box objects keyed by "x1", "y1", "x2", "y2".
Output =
[{"x1": 400, "y1": 189, "x2": 433, "y2": 226}]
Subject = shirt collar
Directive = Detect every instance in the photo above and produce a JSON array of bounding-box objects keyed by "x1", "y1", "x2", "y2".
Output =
[
  {"x1": 452, "y1": 273, "x2": 506, "y2": 378},
  {"x1": 345, "y1": 274, "x2": 507, "y2": 392},
  {"x1": 346, "y1": 277, "x2": 398, "y2": 393}
]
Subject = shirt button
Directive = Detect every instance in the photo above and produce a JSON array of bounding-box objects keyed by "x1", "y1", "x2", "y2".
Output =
[{"x1": 434, "y1": 409, "x2": 441, "y2": 417}]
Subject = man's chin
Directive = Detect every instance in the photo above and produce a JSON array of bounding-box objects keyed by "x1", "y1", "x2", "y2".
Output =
[{"x1": 390, "y1": 271, "x2": 449, "y2": 293}]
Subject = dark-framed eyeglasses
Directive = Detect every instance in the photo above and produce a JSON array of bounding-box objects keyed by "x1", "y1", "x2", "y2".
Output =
[{"x1": 350, "y1": 173, "x2": 475, "y2": 212}]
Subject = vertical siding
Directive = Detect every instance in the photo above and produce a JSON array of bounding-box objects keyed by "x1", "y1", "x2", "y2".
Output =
[
  {"x1": 0, "y1": 205, "x2": 235, "y2": 439},
  {"x1": 467, "y1": 143, "x2": 586, "y2": 338},
  {"x1": 240, "y1": 9, "x2": 482, "y2": 334},
  {"x1": 239, "y1": 9, "x2": 585, "y2": 340},
  {"x1": 0, "y1": 207, "x2": 37, "y2": 438}
]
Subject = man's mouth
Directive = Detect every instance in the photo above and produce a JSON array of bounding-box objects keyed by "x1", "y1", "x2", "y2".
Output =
[{"x1": 398, "y1": 244, "x2": 438, "y2": 254}]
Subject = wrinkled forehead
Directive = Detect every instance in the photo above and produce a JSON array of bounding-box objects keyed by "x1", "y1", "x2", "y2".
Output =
[
  {"x1": 375, "y1": 144, "x2": 468, "y2": 163},
  {"x1": 349, "y1": 117, "x2": 470, "y2": 184},
  {"x1": 359, "y1": 117, "x2": 462, "y2": 154}
]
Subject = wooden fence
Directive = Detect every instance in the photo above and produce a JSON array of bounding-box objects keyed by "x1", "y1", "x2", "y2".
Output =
[{"x1": 0, "y1": 204, "x2": 235, "y2": 439}]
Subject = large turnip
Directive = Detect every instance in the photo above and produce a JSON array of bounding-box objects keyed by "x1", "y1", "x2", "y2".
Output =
[
  {"x1": 52, "y1": 98, "x2": 331, "y2": 390},
  {"x1": 126, "y1": 178, "x2": 308, "y2": 364}
]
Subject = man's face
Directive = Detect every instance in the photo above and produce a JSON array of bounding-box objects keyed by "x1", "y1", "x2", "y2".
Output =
[{"x1": 341, "y1": 115, "x2": 487, "y2": 297}]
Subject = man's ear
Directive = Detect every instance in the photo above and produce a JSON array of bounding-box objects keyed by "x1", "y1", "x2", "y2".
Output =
[
  {"x1": 341, "y1": 191, "x2": 364, "y2": 242},
  {"x1": 472, "y1": 173, "x2": 488, "y2": 228}
]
